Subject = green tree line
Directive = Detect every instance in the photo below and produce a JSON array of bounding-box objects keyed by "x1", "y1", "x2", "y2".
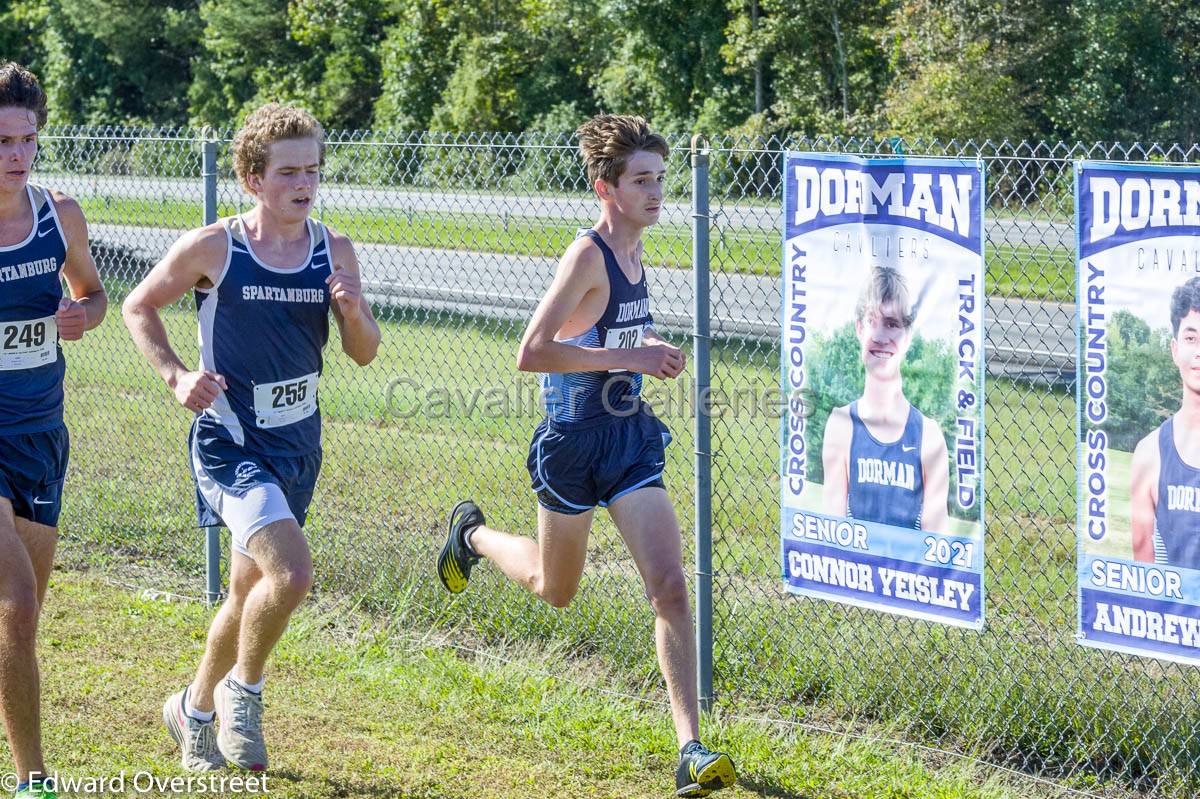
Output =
[
  {"x1": 4, "y1": 0, "x2": 1200, "y2": 142},
  {"x1": 1102, "y1": 310, "x2": 1181, "y2": 453}
]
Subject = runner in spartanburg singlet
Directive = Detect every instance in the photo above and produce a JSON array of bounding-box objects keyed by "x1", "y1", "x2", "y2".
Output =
[
  {"x1": 0, "y1": 184, "x2": 67, "y2": 435},
  {"x1": 194, "y1": 215, "x2": 332, "y2": 455}
]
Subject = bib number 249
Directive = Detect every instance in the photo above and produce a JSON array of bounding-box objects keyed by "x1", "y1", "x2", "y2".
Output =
[{"x1": 0, "y1": 316, "x2": 57, "y2": 371}]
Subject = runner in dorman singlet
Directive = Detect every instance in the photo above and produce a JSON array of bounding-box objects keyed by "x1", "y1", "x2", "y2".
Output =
[{"x1": 846, "y1": 401, "x2": 925, "y2": 529}]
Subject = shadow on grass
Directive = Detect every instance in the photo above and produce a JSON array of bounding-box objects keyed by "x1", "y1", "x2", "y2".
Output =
[
  {"x1": 737, "y1": 776, "x2": 831, "y2": 799},
  {"x1": 267, "y1": 769, "x2": 457, "y2": 798}
]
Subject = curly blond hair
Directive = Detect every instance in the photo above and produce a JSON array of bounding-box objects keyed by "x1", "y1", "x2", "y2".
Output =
[
  {"x1": 575, "y1": 114, "x2": 668, "y2": 187},
  {"x1": 232, "y1": 103, "x2": 326, "y2": 194}
]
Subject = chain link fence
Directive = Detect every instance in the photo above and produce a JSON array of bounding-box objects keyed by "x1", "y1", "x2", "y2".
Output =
[{"x1": 33, "y1": 126, "x2": 1200, "y2": 797}]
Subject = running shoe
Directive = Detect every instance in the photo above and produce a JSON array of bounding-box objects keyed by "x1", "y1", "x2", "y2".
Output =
[
  {"x1": 162, "y1": 689, "x2": 225, "y2": 772},
  {"x1": 13, "y1": 781, "x2": 56, "y2": 799},
  {"x1": 437, "y1": 500, "x2": 485, "y2": 594},
  {"x1": 214, "y1": 675, "x2": 268, "y2": 771},
  {"x1": 675, "y1": 740, "x2": 737, "y2": 797}
]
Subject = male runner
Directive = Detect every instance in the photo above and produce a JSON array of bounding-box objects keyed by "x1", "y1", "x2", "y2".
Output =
[
  {"x1": 822, "y1": 266, "x2": 949, "y2": 532},
  {"x1": 122, "y1": 104, "x2": 380, "y2": 771},
  {"x1": 437, "y1": 114, "x2": 736, "y2": 797},
  {"x1": 0, "y1": 62, "x2": 107, "y2": 799},
  {"x1": 1132, "y1": 277, "x2": 1200, "y2": 567}
]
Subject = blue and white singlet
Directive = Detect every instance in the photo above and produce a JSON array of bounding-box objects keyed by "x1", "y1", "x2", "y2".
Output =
[
  {"x1": 540, "y1": 229, "x2": 653, "y2": 428},
  {"x1": 845, "y1": 401, "x2": 925, "y2": 529},
  {"x1": 194, "y1": 216, "x2": 332, "y2": 456},
  {"x1": 0, "y1": 184, "x2": 68, "y2": 435}
]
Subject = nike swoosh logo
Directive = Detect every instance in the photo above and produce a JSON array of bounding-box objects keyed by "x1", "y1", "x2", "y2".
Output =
[
  {"x1": 36, "y1": 226, "x2": 54, "y2": 237},
  {"x1": 32, "y1": 497, "x2": 52, "y2": 505},
  {"x1": 901, "y1": 445, "x2": 917, "y2": 453}
]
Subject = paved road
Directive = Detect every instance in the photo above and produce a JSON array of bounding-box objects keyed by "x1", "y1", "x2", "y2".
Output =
[
  {"x1": 57, "y1": 173, "x2": 1073, "y2": 250},
  {"x1": 91, "y1": 222, "x2": 1075, "y2": 382}
]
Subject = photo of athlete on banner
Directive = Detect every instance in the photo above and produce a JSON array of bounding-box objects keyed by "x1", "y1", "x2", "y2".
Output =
[
  {"x1": 1077, "y1": 161, "x2": 1200, "y2": 664},
  {"x1": 822, "y1": 266, "x2": 951, "y2": 534},
  {"x1": 781, "y1": 152, "x2": 985, "y2": 629}
]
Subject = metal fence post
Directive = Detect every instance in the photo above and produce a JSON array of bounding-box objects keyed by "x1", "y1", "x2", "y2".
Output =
[
  {"x1": 691, "y1": 135, "x2": 714, "y2": 712},
  {"x1": 201, "y1": 132, "x2": 221, "y2": 607}
]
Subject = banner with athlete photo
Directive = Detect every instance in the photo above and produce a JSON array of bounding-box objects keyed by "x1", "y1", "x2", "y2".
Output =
[
  {"x1": 780, "y1": 152, "x2": 985, "y2": 629},
  {"x1": 1076, "y1": 161, "x2": 1200, "y2": 665}
]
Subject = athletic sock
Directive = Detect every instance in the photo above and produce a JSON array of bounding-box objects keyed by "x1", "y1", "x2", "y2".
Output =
[
  {"x1": 463, "y1": 525, "x2": 479, "y2": 556},
  {"x1": 183, "y1": 687, "x2": 215, "y2": 723},
  {"x1": 233, "y1": 669, "x2": 265, "y2": 694}
]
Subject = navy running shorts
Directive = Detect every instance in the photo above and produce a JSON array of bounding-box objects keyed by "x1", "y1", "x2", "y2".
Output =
[
  {"x1": 526, "y1": 405, "x2": 671, "y2": 516},
  {"x1": 189, "y1": 418, "x2": 322, "y2": 557},
  {"x1": 0, "y1": 424, "x2": 70, "y2": 527}
]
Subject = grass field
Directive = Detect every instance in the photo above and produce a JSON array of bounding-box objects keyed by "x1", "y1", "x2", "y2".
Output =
[
  {"x1": 70, "y1": 194, "x2": 1073, "y2": 300},
  {"x1": 0, "y1": 572, "x2": 1074, "y2": 799},
  {"x1": 49, "y1": 296, "x2": 1200, "y2": 797}
]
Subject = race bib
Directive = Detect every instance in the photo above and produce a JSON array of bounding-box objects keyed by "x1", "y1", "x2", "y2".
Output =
[
  {"x1": 604, "y1": 324, "x2": 644, "y2": 373},
  {"x1": 252, "y1": 372, "x2": 319, "y2": 429},
  {"x1": 0, "y1": 316, "x2": 57, "y2": 371}
]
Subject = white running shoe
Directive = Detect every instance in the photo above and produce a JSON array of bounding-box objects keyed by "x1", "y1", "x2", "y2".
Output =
[
  {"x1": 162, "y1": 689, "x2": 226, "y2": 772},
  {"x1": 214, "y1": 675, "x2": 268, "y2": 771}
]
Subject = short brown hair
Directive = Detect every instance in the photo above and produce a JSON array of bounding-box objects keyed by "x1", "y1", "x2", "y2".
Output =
[
  {"x1": 232, "y1": 103, "x2": 326, "y2": 193},
  {"x1": 0, "y1": 62, "x2": 47, "y2": 129},
  {"x1": 575, "y1": 114, "x2": 669, "y2": 187},
  {"x1": 855, "y1": 267, "x2": 915, "y2": 329}
]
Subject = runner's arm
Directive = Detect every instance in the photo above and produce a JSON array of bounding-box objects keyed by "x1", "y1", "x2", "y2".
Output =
[
  {"x1": 1130, "y1": 434, "x2": 1158, "y2": 562},
  {"x1": 52, "y1": 192, "x2": 106, "y2": 337},
  {"x1": 821, "y1": 408, "x2": 850, "y2": 516},
  {"x1": 327, "y1": 231, "x2": 380, "y2": 366},
  {"x1": 920, "y1": 420, "x2": 950, "y2": 534},
  {"x1": 122, "y1": 225, "x2": 228, "y2": 404},
  {"x1": 518, "y1": 240, "x2": 683, "y2": 377}
]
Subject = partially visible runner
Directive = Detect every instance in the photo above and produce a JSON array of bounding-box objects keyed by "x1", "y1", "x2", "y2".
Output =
[
  {"x1": 437, "y1": 114, "x2": 737, "y2": 797},
  {"x1": 1132, "y1": 277, "x2": 1200, "y2": 567},
  {"x1": 0, "y1": 62, "x2": 107, "y2": 799},
  {"x1": 122, "y1": 104, "x2": 380, "y2": 772}
]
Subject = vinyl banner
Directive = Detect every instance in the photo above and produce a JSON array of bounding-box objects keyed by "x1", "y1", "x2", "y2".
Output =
[
  {"x1": 1077, "y1": 161, "x2": 1200, "y2": 664},
  {"x1": 780, "y1": 153, "x2": 985, "y2": 629}
]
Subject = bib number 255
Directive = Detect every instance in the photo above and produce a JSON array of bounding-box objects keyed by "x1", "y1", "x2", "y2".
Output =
[{"x1": 253, "y1": 373, "x2": 319, "y2": 429}]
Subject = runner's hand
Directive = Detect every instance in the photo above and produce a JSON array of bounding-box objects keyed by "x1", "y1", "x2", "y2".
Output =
[
  {"x1": 626, "y1": 344, "x2": 685, "y2": 379},
  {"x1": 55, "y1": 297, "x2": 87, "y2": 341},
  {"x1": 174, "y1": 370, "x2": 227, "y2": 413},
  {"x1": 327, "y1": 265, "x2": 363, "y2": 321}
]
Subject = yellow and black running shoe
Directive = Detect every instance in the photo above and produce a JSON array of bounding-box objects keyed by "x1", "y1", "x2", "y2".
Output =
[
  {"x1": 675, "y1": 740, "x2": 737, "y2": 797},
  {"x1": 437, "y1": 500, "x2": 485, "y2": 594}
]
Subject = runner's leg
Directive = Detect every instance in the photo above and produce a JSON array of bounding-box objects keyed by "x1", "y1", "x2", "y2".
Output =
[
  {"x1": 0, "y1": 498, "x2": 45, "y2": 783},
  {"x1": 606, "y1": 485, "x2": 699, "y2": 746},
  {"x1": 235, "y1": 518, "x2": 312, "y2": 683},
  {"x1": 188, "y1": 552, "x2": 264, "y2": 711},
  {"x1": 469, "y1": 506, "x2": 592, "y2": 608}
]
